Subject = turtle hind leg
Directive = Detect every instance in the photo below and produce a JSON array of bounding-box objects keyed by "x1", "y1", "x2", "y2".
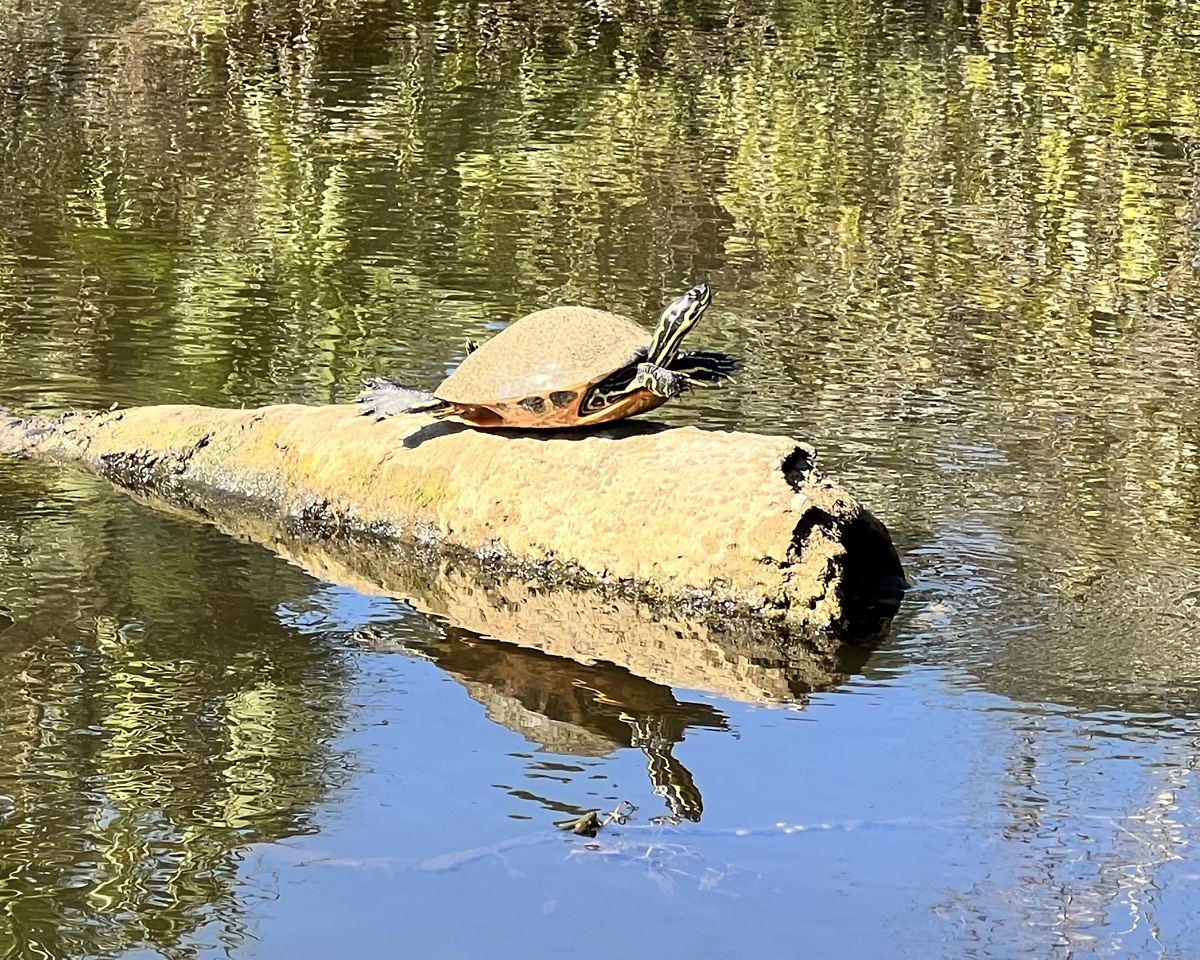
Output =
[
  {"x1": 670, "y1": 350, "x2": 737, "y2": 385},
  {"x1": 630, "y1": 362, "x2": 690, "y2": 399},
  {"x1": 357, "y1": 378, "x2": 451, "y2": 419}
]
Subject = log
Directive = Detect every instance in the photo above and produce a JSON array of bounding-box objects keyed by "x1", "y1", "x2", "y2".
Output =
[{"x1": 0, "y1": 403, "x2": 905, "y2": 643}]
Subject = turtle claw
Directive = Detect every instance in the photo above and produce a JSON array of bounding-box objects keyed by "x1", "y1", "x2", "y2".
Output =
[{"x1": 631, "y1": 363, "x2": 689, "y2": 399}]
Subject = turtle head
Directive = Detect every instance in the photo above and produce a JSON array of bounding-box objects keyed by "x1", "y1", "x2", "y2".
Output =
[
  {"x1": 648, "y1": 283, "x2": 713, "y2": 365},
  {"x1": 676, "y1": 282, "x2": 712, "y2": 311}
]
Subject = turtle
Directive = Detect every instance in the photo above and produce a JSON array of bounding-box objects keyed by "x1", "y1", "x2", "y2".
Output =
[{"x1": 357, "y1": 283, "x2": 736, "y2": 429}]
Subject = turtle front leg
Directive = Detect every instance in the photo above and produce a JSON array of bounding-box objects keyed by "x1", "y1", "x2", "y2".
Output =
[{"x1": 630, "y1": 362, "x2": 690, "y2": 399}]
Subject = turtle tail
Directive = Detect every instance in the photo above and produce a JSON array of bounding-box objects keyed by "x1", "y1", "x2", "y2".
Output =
[{"x1": 357, "y1": 377, "x2": 452, "y2": 419}]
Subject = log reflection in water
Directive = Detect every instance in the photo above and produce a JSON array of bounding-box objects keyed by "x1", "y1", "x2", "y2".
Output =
[{"x1": 130, "y1": 490, "x2": 879, "y2": 821}]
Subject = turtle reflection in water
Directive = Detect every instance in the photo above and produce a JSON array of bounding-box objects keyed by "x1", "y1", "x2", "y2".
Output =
[{"x1": 358, "y1": 283, "x2": 736, "y2": 429}]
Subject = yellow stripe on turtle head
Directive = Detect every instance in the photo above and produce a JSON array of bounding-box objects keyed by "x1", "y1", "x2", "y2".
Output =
[{"x1": 647, "y1": 283, "x2": 713, "y2": 366}]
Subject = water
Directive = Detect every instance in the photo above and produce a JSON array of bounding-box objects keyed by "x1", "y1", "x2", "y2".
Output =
[{"x1": 3, "y1": 0, "x2": 1200, "y2": 956}]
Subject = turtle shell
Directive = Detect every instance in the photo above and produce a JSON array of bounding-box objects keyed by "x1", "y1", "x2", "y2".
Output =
[{"x1": 435, "y1": 306, "x2": 649, "y2": 405}]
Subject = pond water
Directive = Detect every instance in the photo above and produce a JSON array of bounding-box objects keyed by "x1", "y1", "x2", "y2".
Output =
[{"x1": 3, "y1": 0, "x2": 1200, "y2": 956}]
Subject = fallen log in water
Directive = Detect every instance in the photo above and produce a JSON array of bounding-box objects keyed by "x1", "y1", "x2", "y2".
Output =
[{"x1": 0, "y1": 402, "x2": 904, "y2": 643}]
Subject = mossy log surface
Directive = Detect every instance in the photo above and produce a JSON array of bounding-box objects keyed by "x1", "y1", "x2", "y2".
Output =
[{"x1": 0, "y1": 403, "x2": 904, "y2": 643}]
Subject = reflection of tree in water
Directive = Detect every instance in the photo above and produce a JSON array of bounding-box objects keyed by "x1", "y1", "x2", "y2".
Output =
[
  {"x1": 896, "y1": 551, "x2": 1200, "y2": 719},
  {"x1": 0, "y1": 464, "x2": 354, "y2": 959},
  {"x1": 933, "y1": 716, "x2": 1199, "y2": 957}
]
